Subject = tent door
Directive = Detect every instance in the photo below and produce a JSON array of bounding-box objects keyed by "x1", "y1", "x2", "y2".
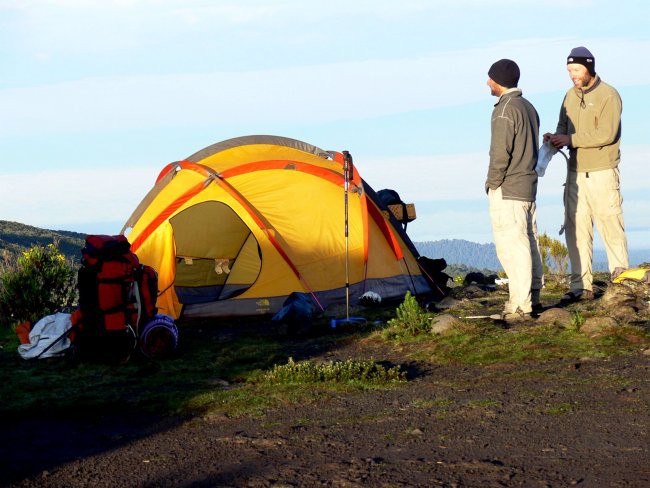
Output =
[{"x1": 169, "y1": 201, "x2": 261, "y2": 304}]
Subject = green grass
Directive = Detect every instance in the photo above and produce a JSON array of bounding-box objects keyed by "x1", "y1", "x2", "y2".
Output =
[
  {"x1": 432, "y1": 324, "x2": 593, "y2": 363},
  {"x1": 380, "y1": 320, "x2": 650, "y2": 365},
  {"x1": 0, "y1": 322, "x2": 309, "y2": 417},
  {"x1": 252, "y1": 357, "x2": 405, "y2": 386},
  {"x1": 467, "y1": 399, "x2": 500, "y2": 408},
  {"x1": 1, "y1": 282, "x2": 648, "y2": 420},
  {"x1": 543, "y1": 402, "x2": 576, "y2": 415},
  {"x1": 185, "y1": 386, "x2": 283, "y2": 418},
  {"x1": 376, "y1": 281, "x2": 646, "y2": 364},
  {"x1": 0, "y1": 319, "x2": 405, "y2": 419},
  {"x1": 182, "y1": 358, "x2": 407, "y2": 418}
]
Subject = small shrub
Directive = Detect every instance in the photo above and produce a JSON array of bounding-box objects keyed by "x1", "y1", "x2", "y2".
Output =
[
  {"x1": 385, "y1": 291, "x2": 430, "y2": 337},
  {"x1": 253, "y1": 357, "x2": 405, "y2": 386},
  {"x1": 538, "y1": 233, "x2": 569, "y2": 274},
  {"x1": 0, "y1": 243, "x2": 77, "y2": 327},
  {"x1": 571, "y1": 311, "x2": 586, "y2": 331},
  {"x1": 549, "y1": 239, "x2": 569, "y2": 274}
]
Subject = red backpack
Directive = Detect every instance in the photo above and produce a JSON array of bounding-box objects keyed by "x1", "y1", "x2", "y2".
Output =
[{"x1": 77, "y1": 235, "x2": 158, "y2": 361}]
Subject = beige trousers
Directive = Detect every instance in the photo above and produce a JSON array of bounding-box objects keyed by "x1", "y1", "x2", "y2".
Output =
[
  {"x1": 489, "y1": 188, "x2": 544, "y2": 314},
  {"x1": 564, "y1": 168, "x2": 629, "y2": 292}
]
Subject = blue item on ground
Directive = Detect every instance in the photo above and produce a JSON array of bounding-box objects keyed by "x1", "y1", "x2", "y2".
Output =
[{"x1": 140, "y1": 314, "x2": 178, "y2": 359}]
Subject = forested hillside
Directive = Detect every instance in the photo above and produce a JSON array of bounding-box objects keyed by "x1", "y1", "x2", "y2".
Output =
[
  {"x1": 0, "y1": 221, "x2": 86, "y2": 263},
  {"x1": 415, "y1": 239, "x2": 501, "y2": 271}
]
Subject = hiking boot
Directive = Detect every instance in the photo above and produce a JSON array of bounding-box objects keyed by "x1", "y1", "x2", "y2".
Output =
[
  {"x1": 531, "y1": 302, "x2": 545, "y2": 315},
  {"x1": 494, "y1": 308, "x2": 532, "y2": 322},
  {"x1": 560, "y1": 289, "x2": 594, "y2": 303}
]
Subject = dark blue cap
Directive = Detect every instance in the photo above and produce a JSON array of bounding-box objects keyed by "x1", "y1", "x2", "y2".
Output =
[{"x1": 567, "y1": 46, "x2": 596, "y2": 76}]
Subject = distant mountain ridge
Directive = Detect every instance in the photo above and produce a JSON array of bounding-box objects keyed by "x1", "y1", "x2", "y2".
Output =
[
  {"x1": 415, "y1": 239, "x2": 501, "y2": 271},
  {"x1": 0, "y1": 220, "x2": 86, "y2": 263},
  {"x1": 414, "y1": 239, "x2": 649, "y2": 273}
]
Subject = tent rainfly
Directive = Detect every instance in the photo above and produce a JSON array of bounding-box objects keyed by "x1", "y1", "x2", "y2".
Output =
[{"x1": 122, "y1": 135, "x2": 431, "y2": 319}]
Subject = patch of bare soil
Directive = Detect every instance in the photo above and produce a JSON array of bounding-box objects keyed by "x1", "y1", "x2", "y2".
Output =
[{"x1": 2, "y1": 346, "x2": 650, "y2": 487}]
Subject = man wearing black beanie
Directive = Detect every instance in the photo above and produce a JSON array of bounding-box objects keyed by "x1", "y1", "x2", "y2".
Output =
[
  {"x1": 543, "y1": 47, "x2": 629, "y2": 303},
  {"x1": 486, "y1": 59, "x2": 544, "y2": 319}
]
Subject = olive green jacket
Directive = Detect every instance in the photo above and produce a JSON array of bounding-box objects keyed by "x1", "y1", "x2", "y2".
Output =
[{"x1": 556, "y1": 76, "x2": 622, "y2": 172}]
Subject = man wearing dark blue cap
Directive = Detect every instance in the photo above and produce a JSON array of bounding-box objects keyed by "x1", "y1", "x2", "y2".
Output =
[
  {"x1": 543, "y1": 47, "x2": 629, "y2": 303},
  {"x1": 486, "y1": 59, "x2": 544, "y2": 319}
]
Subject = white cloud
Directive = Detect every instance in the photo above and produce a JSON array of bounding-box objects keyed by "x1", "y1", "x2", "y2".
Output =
[
  {"x1": 0, "y1": 165, "x2": 160, "y2": 230},
  {"x1": 361, "y1": 152, "x2": 485, "y2": 202},
  {"x1": 2, "y1": 37, "x2": 649, "y2": 135}
]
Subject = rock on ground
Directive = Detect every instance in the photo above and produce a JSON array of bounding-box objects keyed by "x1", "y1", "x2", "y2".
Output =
[
  {"x1": 430, "y1": 296, "x2": 461, "y2": 311},
  {"x1": 580, "y1": 316, "x2": 619, "y2": 337},
  {"x1": 601, "y1": 282, "x2": 650, "y2": 315},
  {"x1": 536, "y1": 308, "x2": 573, "y2": 328},
  {"x1": 429, "y1": 314, "x2": 461, "y2": 335}
]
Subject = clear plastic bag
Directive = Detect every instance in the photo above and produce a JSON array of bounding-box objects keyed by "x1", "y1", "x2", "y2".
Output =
[{"x1": 536, "y1": 140, "x2": 558, "y2": 177}]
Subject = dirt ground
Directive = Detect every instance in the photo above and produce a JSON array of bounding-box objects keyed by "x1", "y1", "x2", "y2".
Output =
[{"x1": 2, "y1": 330, "x2": 650, "y2": 488}]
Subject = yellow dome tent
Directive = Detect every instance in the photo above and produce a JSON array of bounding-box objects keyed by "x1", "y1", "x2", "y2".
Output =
[{"x1": 122, "y1": 135, "x2": 431, "y2": 319}]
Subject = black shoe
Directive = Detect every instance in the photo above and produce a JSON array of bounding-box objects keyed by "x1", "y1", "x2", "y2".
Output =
[
  {"x1": 531, "y1": 303, "x2": 545, "y2": 315},
  {"x1": 560, "y1": 290, "x2": 594, "y2": 303}
]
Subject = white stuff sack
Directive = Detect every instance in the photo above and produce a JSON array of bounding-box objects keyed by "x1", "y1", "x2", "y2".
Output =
[
  {"x1": 536, "y1": 141, "x2": 558, "y2": 177},
  {"x1": 18, "y1": 312, "x2": 72, "y2": 359}
]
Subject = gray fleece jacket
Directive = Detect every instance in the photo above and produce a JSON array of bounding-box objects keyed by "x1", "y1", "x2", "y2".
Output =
[{"x1": 486, "y1": 88, "x2": 539, "y2": 202}]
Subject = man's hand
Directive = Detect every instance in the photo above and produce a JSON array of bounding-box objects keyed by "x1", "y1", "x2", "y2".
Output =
[
  {"x1": 549, "y1": 134, "x2": 570, "y2": 149},
  {"x1": 542, "y1": 132, "x2": 553, "y2": 143}
]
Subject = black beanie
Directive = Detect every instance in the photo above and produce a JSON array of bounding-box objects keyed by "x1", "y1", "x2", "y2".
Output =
[
  {"x1": 567, "y1": 46, "x2": 596, "y2": 76},
  {"x1": 488, "y1": 59, "x2": 520, "y2": 88}
]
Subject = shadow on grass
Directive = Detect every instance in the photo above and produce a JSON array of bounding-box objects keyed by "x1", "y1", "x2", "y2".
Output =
[{"x1": 0, "y1": 313, "x2": 387, "y2": 485}]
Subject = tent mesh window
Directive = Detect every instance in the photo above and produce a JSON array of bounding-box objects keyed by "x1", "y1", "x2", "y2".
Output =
[{"x1": 170, "y1": 201, "x2": 261, "y2": 304}]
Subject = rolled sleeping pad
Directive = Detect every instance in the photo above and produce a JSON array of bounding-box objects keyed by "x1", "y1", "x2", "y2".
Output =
[{"x1": 140, "y1": 314, "x2": 179, "y2": 359}]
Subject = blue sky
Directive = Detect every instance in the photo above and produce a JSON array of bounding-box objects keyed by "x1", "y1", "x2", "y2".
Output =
[{"x1": 1, "y1": 0, "x2": 649, "y2": 251}]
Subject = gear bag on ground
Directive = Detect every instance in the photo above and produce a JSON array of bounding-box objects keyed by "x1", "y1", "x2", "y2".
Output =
[{"x1": 77, "y1": 234, "x2": 158, "y2": 361}]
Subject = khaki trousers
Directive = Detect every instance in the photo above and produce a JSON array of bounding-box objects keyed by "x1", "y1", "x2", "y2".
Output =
[
  {"x1": 489, "y1": 188, "x2": 544, "y2": 314},
  {"x1": 564, "y1": 168, "x2": 629, "y2": 292}
]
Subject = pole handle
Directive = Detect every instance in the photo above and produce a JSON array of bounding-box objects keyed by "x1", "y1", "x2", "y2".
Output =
[{"x1": 342, "y1": 150, "x2": 354, "y2": 181}]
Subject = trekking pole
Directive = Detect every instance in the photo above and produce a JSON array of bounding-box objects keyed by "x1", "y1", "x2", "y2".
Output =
[
  {"x1": 342, "y1": 150, "x2": 353, "y2": 321},
  {"x1": 330, "y1": 151, "x2": 368, "y2": 330}
]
